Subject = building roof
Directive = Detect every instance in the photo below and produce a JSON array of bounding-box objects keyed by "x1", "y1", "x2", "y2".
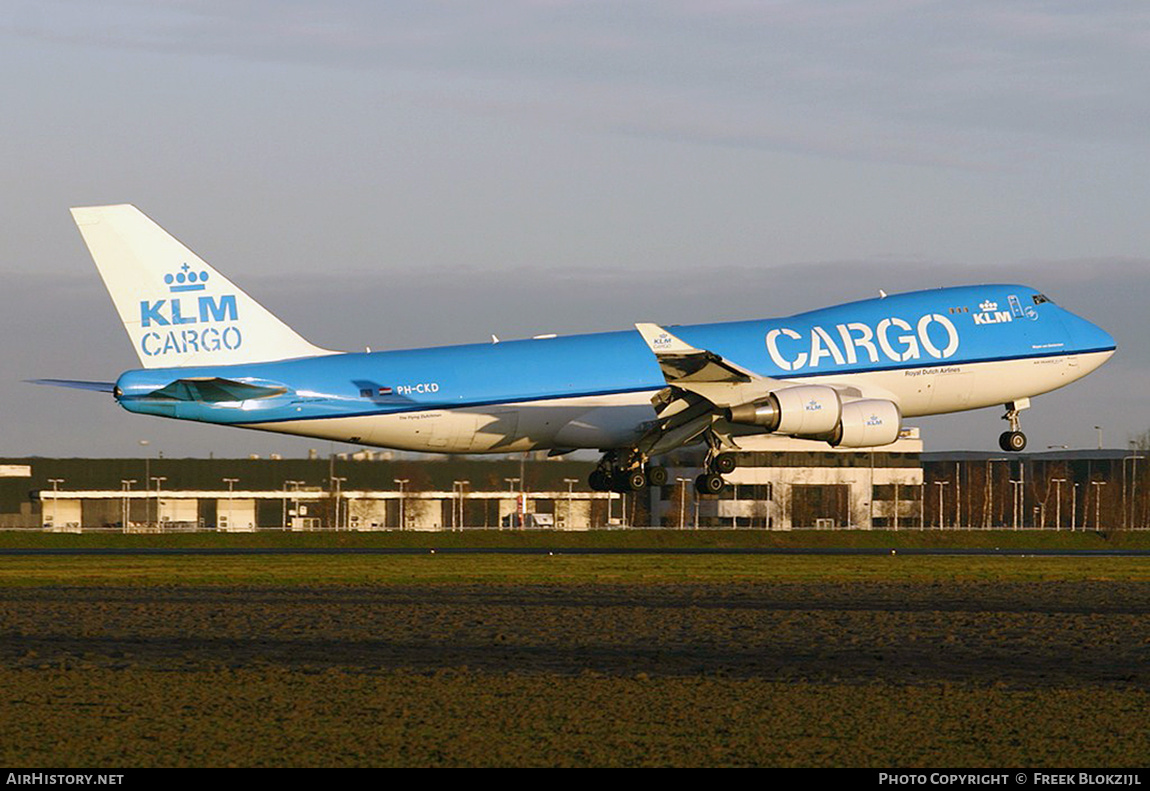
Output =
[{"x1": 922, "y1": 449, "x2": 1147, "y2": 463}]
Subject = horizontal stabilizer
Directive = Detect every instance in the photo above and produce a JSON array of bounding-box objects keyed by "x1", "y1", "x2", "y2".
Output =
[{"x1": 27, "y1": 379, "x2": 115, "y2": 393}]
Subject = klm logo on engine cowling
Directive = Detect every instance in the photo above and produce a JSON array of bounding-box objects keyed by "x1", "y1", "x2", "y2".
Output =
[{"x1": 136, "y1": 265, "x2": 243, "y2": 357}]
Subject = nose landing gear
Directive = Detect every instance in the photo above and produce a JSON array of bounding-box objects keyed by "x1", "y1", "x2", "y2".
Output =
[{"x1": 998, "y1": 399, "x2": 1030, "y2": 452}]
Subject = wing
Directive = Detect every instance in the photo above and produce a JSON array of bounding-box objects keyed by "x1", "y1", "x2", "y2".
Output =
[
  {"x1": 633, "y1": 323, "x2": 905, "y2": 456},
  {"x1": 633, "y1": 323, "x2": 785, "y2": 456}
]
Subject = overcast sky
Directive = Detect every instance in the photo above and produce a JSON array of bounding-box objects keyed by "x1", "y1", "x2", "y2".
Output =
[{"x1": 2, "y1": 1, "x2": 1148, "y2": 458}]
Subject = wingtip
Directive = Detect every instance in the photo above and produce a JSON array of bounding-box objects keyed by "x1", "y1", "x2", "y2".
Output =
[{"x1": 635, "y1": 322, "x2": 700, "y2": 355}]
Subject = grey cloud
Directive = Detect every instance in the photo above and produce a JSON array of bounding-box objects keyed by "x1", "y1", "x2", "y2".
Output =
[{"x1": 10, "y1": 1, "x2": 1149, "y2": 167}]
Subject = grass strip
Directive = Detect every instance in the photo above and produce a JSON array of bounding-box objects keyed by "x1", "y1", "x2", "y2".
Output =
[
  {"x1": 3, "y1": 528, "x2": 1150, "y2": 550},
  {"x1": 2, "y1": 553, "x2": 1148, "y2": 586}
]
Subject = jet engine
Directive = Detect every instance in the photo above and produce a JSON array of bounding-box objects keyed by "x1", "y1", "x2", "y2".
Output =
[
  {"x1": 726, "y1": 384, "x2": 842, "y2": 436},
  {"x1": 828, "y1": 399, "x2": 902, "y2": 448}
]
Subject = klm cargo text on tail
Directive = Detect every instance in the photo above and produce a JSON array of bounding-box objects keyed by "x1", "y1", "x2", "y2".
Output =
[{"x1": 138, "y1": 266, "x2": 242, "y2": 358}]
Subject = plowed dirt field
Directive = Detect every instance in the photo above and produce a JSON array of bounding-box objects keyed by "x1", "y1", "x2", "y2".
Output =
[{"x1": 2, "y1": 579, "x2": 1148, "y2": 766}]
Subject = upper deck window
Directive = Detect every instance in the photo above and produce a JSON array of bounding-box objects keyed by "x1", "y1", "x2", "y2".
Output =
[{"x1": 1032, "y1": 294, "x2": 1052, "y2": 305}]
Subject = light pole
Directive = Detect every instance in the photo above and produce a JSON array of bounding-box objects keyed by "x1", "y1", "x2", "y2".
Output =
[
  {"x1": 140, "y1": 440, "x2": 152, "y2": 527},
  {"x1": 868, "y1": 451, "x2": 875, "y2": 528},
  {"x1": 222, "y1": 478, "x2": 239, "y2": 531},
  {"x1": 1091, "y1": 480, "x2": 1107, "y2": 529},
  {"x1": 504, "y1": 478, "x2": 521, "y2": 528},
  {"x1": 563, "y1": 478, "x2": 578, "y2": 529},
  {"x1": 121, "y1": 479, "x2": 136, "y2": 532},
  {"x1": 393, "y1": 479, "x2": 409, "y2": 530},
  {"x1": 150, "y1": 476, "x2": 167, "y2": 530},
  {"x1": 1095, "y1": 426, "x2": 1103, "y2": 450},
  {"x1": 283, "y1": 480, "x2": 305, "y2": 530},
  {"x1": 452, "y1": 480, "x2": 470, "y2": 530}
]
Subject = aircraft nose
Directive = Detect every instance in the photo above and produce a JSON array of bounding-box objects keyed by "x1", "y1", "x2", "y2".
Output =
[{"x1": 1065, "y1": 311, "x2": 1116, "y2": 356}]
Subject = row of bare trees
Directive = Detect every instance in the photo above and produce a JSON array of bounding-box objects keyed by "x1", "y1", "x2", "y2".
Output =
[{"x1": 923, "y1": 457, "x2": 1149, "y2": 530}]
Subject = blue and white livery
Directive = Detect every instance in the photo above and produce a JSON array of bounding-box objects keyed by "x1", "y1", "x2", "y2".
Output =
[{"x1": 44, "y1": 205, "x2": 1116, "y2": 494}]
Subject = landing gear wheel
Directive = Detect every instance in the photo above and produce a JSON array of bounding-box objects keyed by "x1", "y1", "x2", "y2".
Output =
[
  {"x1": 646, "y1": 466, "x2": 668, "y2": 487},
  {"x1": 623, "y1": 470, "x2": 648, "y2": 491},
  {"x1": 695, "y1": 473, "x2": 726, "y2": 495},
  {"x1": 712, "y1": 453, "x2": 737, "y2": 475},
  {"x1": 589, "y1": 469, "x2": 612, "y2": 492},
  {"x1": 999, "y1": 431, "x2": 1027, "y2": 452},
  {"x1": 999, "y1": 400, "x2": 1030, "y2": 453}
]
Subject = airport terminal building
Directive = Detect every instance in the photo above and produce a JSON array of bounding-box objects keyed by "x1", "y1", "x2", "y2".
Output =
[
  {"x1": 647, "y1": 433, "x2": 924, "y2": 529},
  {"x1": 3, "y1": 437, "x2": 1144, "y2": 531}
]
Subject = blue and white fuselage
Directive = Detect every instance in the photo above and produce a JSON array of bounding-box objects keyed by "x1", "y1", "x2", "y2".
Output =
[
  {"x1": 114, "y1": 284, "x2": 1114, "y2": 454},
  {"x1": 54, "y1": 205, "x2": 1115, "y2": 489}
]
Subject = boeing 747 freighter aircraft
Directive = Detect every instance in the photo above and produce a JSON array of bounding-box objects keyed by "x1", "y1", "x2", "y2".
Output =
[{"x1": 39, "y1": 205, "x2": 1116, "y2": 494}]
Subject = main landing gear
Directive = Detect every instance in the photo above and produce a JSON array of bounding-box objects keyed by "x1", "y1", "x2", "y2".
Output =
[
  {"x1": 998, "y1": 399, "x2": 1030, "y2": 452},
  {"x1": 694, "y1": 450, "x2": 737, "y2": 495},
  {"x1": 588, "y1": 448, "x2": 740, "y2": 492},
  {"x1": 588, "y1": 450, "x2": 669, "y2": 493},
  {"x1": 589, "y1": 447, "x2": 739, "y2": 495}
]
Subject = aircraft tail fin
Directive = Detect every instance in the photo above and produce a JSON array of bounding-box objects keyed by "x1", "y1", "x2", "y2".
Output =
[{"x1": 70, "y1": 204, "x2": 334, "y2": 368}]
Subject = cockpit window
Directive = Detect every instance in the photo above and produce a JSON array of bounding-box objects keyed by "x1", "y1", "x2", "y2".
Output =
[{"x1": 1032, "y1": 294, "x2": 1052, "y2": 305}]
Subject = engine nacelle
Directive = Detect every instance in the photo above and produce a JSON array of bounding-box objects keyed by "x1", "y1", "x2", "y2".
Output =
[
  {"x1": 726, "y1": 384, "x2": 842, "y2": 437},
  {"x1": 829, "y1": 399, "x2": 902, "y2": 448}
]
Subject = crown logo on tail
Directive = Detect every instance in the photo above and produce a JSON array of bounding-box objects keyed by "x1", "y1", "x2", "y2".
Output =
[{"x1": 164, "y1": 263, "x2": 209, "y2": 293}]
